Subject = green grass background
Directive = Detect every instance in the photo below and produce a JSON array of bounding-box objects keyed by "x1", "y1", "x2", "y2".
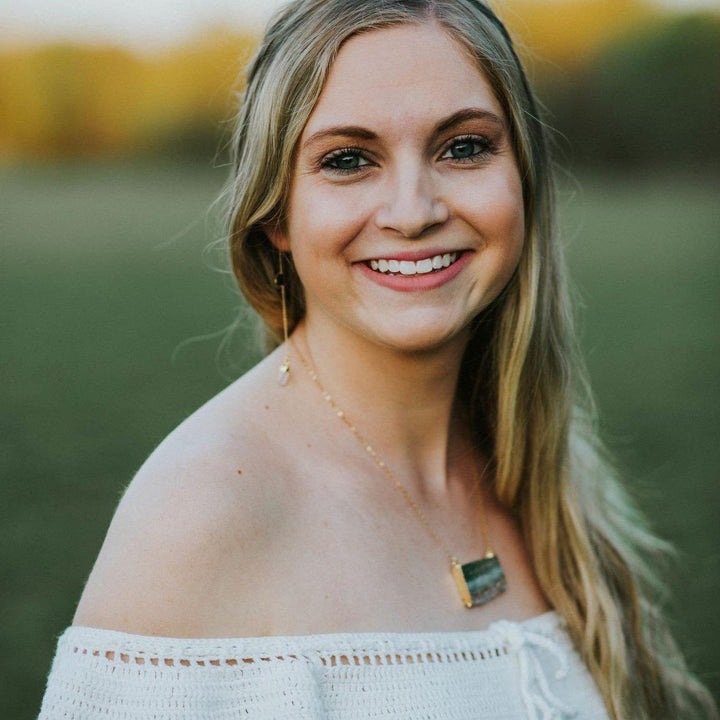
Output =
[{"x1": 3, "y1": 163, "x2": 718, "y2": 718}]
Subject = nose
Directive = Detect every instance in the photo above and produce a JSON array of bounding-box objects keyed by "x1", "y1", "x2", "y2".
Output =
[{"x1": 374, "y1": 163, "x2": 449, "y2": 238}]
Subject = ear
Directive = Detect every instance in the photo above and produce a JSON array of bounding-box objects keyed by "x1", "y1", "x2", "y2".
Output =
[{"x1": 262, "y1": 221, "x2": 291, "y2": 253}]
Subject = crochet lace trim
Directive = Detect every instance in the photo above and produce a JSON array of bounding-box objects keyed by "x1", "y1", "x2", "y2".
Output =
[{"x1": 62, "y1": 609, "x2": 564, "y2": 670}]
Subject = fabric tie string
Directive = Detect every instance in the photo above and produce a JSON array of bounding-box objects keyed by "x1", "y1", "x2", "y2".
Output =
[{"x1": 490, "y1": 620, "x2": 578, "y2": 720}]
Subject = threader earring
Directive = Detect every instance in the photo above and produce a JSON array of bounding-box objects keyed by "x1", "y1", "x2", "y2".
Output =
[{"x1": 274, "y1": 250, "x2": 291, "y2": 386}]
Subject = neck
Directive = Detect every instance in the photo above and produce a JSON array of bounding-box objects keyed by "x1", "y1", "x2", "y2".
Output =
[{"x1": 291, "y1": 318, "x2": 477, "y2": 500}]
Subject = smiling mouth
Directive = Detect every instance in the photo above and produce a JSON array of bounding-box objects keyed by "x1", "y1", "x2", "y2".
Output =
[{"x1": 365, "y1": 252, "x2": 460, "y2": 276}]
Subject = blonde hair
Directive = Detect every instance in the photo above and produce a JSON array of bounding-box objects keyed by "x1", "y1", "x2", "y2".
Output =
[{"x1": 224, "y1": 1, "x2": 717, "y2": 717}]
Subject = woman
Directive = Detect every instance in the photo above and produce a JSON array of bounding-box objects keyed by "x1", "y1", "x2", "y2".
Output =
[{"x1": 39, "y1": 1, "x2": 716, "y2": 719}]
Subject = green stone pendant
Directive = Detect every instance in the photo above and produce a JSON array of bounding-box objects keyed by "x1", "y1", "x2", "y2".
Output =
[{"x1": 451, "y1": 553, "x2": 507, "y2": 608}]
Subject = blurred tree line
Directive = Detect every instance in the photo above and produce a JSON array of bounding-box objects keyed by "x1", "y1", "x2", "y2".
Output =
[
  {"x1": 0, "y1": 2, "x2": 718, "y2": 170},
  {"x1": 0, "y1": 30, "x2": 257, "y2": 161},
  {"x1": 536, "y1": 12, "x2": 720, "y2": 169}
]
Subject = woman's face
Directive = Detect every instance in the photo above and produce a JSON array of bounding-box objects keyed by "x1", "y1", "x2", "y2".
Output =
[{"x1": 268, "y1": 21, "x2": 525, "y2": 354}]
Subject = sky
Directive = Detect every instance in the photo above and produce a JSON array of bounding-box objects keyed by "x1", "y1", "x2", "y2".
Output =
[
  {"x1": 1, "y1": 0, "x2": 718, "y2": 52},
  {"x1": 0, "y1": 0, "x2": 286, "y2": 51}
]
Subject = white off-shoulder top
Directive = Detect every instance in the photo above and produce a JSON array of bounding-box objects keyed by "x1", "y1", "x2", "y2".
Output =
[{"x1": 38, "y1": 611, "x2": 610, "y2": 719}]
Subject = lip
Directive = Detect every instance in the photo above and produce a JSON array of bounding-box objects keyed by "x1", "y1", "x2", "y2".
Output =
[{"x1": 356, "y1": 250, "x2": 473, "y2": 292}]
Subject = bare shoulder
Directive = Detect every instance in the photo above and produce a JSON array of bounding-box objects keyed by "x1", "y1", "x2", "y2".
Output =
[{"x1": 73, "y1": 356, "x2": 296, "y2": 637}]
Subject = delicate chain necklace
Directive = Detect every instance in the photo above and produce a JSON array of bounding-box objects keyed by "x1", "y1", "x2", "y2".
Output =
[{"x1": 289, "y1": 338, "x2": 507, "y2": 609}]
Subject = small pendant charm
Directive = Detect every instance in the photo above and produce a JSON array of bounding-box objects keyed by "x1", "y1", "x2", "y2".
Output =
[
  {"x1": 451, "y1": 554, "x2": 507, "y2": 608},
  {"x1": 277, "y1": 361, "x2": 290, "y2": 386}
]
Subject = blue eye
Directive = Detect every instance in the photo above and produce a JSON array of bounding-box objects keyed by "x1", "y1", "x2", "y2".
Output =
[
  {"x1": 321, "y1": 148, "x2": 370, "y2": 174},
  {"x1": 442, "y1": 135, "x2": 494, "y2": 162},
  {"x1": 450, "y1": 140, "x2": 478, "y2": 158}
]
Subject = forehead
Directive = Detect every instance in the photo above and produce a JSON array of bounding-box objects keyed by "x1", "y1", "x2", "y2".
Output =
[{"x1": 301, "y1": 22, "x2": 504, "y2": 141}]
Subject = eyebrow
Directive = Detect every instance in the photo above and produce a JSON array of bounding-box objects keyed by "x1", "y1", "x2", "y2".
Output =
[{"x1": 301, "y1": 107, "x2": 506, "y2": 151}]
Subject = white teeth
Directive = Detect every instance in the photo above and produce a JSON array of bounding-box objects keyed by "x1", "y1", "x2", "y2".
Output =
[{"x1": 367, "y1": 252, "x2": 459, "y2": 275}]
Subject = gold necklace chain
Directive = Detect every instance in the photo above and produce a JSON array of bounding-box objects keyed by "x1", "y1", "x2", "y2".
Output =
[{"x1": 289, "y1": 337, "x2": 494, "y2": 567}]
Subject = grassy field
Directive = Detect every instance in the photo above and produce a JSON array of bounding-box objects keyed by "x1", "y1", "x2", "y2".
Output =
[{"x1": 2, "y1": 162, "x2": 718, "y2": 717}]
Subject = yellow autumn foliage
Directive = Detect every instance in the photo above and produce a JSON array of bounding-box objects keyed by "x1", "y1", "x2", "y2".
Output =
[
  {"x1": 500, "y1": 0, "x2": 652, "y2": 69},
  {"x1": 0, "y1": 30, "x2": 258, "y2": 160}
]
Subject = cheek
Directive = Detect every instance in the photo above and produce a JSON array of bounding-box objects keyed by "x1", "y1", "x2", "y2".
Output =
[
  {"x1": 466, "y1": 170, "x2": 525, "y2": 254},
  {"x1": 288, "y1": 181, "x2": 369, "y2": 256},
  {"x1": 465, "y1": 171, "x2": 525, "y2": 295}
]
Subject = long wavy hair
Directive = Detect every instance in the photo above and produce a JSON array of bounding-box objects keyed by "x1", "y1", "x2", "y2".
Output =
[{"x1": 224, "y1": 1, "x2": 717, "y2": 717}]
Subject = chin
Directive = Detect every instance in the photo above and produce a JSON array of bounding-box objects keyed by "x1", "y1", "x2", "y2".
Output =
[{"x1": 361, "y1": 318, "x2": 469, "y2": 356}]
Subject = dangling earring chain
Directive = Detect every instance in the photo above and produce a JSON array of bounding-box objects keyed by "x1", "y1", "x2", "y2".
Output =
[
  {"x1": 289, "y1": 337, "x2": 507, "y2": 609},
  {"x1": 275, "y1": 251, "x2": 291, "y2": 386}
]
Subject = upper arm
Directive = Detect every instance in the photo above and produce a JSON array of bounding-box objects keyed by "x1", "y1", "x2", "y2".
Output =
[{"x1": 72, "y1": 426, "x2": 281, "y2": 637}]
